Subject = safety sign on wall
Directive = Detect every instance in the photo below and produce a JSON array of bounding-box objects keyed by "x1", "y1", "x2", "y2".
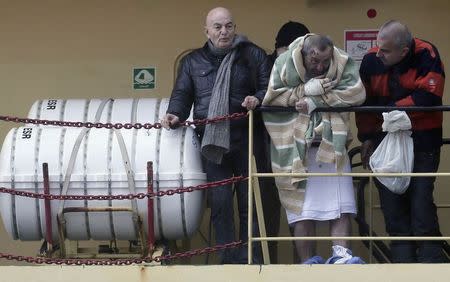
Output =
[
  {"x1": 344, "y1": 30, "x2": 378, "y2": 63},
  {"x1": 133, "y1": 67, "x2": 155, "y2": 89}
]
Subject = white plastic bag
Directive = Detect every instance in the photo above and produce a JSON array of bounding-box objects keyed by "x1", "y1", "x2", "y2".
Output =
[{"x1": 369, "y1": 111, "x2": 414, "y2": 194}]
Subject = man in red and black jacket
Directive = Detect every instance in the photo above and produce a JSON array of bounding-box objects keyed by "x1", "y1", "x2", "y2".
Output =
[{"x1": 356, "y1": 20, "x2": 447, "y2": 263}]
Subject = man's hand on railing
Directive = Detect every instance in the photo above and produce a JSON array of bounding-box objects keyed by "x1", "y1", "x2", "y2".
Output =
[
  {"x1": 161, "y1": 113, "x2": 180, "y2": 130},
  {"x1": 241, "y1": 96, "x2": 260, "y2": 110},
  {"x1": 295, "y1": 98, "x2": 309, "y2": 113}
]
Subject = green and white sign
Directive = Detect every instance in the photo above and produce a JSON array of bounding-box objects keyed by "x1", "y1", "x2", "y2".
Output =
[{"x1": 133, "y1": 67, "x2": 155, "y2": 89}]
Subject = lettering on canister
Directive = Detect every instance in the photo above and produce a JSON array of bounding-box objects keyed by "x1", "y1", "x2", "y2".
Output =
[
  {"x1": 21, "y1": 128, "x2": 33, "y2": 139},
  {"x1": 46, "y1": 99, "x2": 58, "y2": 110}
]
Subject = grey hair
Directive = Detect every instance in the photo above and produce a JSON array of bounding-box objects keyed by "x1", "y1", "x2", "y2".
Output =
[
  {"x1": 379, "y1": 20, "x2": 412, "y2": 49},
  {"x1": 301, "y1": 35, "x2": 334, "y2": 56}
]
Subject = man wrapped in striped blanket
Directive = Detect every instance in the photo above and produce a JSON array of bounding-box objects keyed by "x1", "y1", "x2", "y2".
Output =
[
  {"x1": 262, "y1": 34, "x2": 366, "y2": 264},
  {"x1": 262, "y1": 34, "x2": 365, "y2": 214}
]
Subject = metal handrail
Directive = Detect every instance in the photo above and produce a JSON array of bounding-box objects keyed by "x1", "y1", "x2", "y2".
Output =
[
  {"x1": 259, "y1": 105, "x2": 450, "y2": 112},
  {"x1": 247, "y1": 105, "x2": 450, "y2": 264}
]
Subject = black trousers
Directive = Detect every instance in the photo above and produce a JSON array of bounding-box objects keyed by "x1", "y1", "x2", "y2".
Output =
[
  {"x1": 204, "y1": 130, "x2": 261, "y2": 264},
  {"x1": 376, "y1": 149, "x2": 448, "y2": 263}
]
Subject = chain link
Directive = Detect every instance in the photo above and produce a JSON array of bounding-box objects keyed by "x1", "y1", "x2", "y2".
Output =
[
  {"x1": 0, "y1": 112, "x2": 248, "y2": 130},
  {"x1": 0, "y1": 112, "x2": 250, "y2": 265},
  {"x1": 0, "y1": 176, "x2": 247, "y2": 201},
  {"x1": 0, "y1": 241, "x2": 243, "y2": 265}
]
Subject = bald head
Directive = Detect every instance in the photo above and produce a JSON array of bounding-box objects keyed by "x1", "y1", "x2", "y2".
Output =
[
  {"x1": 206, "y1": 7, "x2": 233, "y2": 27},
  {"x1": 376, "y1": 20, "x2": 412, "y2": 67},
  {"x1": 204, "y1": 7, "x2": 236, "y2": 49},
  {"x1": 378, "y1": 20, "x2": 412, "y2": 49}
]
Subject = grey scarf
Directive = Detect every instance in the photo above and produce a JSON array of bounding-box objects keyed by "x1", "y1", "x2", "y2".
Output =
[{"x1": 201, "y1": 35, "x2": 248, "y2": 164}]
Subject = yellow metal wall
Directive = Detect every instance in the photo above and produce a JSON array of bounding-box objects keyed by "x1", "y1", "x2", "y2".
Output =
[
  {"x1": 2, "y1": 265, "x2": 450, "y2": 282},
  {"x1": 0, "y1": 0, "x2": 449, "y2": 266}
]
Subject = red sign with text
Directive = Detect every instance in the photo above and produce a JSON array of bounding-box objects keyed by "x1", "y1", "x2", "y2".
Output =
[{"x1": 344, "y1": 30, "x2": 378, "y2": 62}]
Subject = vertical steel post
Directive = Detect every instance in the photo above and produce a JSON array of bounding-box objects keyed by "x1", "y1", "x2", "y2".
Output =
[
  {"x1": 247, "y1": 110, "x2": 254, "y2": 264},
  {"x1": 147, "y1": 161, "x2": 155, "y2": 256},
  {"x1": 43, "y1": 163, "x2": 53, "y2": 252}
]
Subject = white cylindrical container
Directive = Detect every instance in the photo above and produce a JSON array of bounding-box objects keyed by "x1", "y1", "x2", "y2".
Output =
[{"x1": 0, "y1": 98, "x2": 205, "y2": 242}]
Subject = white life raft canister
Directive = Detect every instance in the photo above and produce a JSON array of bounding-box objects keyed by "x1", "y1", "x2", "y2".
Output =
[{"x1": 0, "y1": 98, "x2": 206, "y2": 242}]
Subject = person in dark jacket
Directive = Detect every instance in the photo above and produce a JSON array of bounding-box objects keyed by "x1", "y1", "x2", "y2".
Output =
[
  {"x1": 356, "y1": 20, "x2": 448, "y2": 263},
  {"x1": 162, "y1": 7, "x2": 271, "y2": 264},
  {"x1": 267, "y1": 21, "x2": 310, "y2": 66}
]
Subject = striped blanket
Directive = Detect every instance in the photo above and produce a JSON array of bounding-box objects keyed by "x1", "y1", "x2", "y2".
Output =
[{"x1": 262, "y1": 34, "x2": 365, "y2": 213}]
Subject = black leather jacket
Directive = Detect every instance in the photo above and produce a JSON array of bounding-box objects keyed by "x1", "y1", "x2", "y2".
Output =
[{"x1": 167, "y1": 41, "x2": 271, "y2": 138}]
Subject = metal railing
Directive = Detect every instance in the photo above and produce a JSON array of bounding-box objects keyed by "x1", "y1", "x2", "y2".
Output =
[{"x1": 247, "y1": 106, "x2": 450, "y2": 264}]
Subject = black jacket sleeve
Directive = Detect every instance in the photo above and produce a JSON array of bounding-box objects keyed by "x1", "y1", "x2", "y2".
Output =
[
  {"x1": 251, "y1": 46, "x2": 271, "y2": 103},
  {"x1": 166, "y1": 55, "x2": 195, "y2": 121}
]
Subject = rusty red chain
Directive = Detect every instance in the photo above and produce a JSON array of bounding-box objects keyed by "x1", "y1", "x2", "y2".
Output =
[
  {"x1": 0, "y1": 176, "x2": 247, "y2": 201},
  {"x1": 0, "y1": 112, "x2": 248, "y2": 129},
  {"x1": 0, "y1": 241, "x2": 244, "y2": 265},
  {"x1": 0, "y1": 113, "x2": 249, "y2": 265}
]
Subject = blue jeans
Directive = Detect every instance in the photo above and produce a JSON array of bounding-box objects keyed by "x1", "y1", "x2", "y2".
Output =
[
  {"x1": 204, "y1": 138, "x2": 261, "y2": 264},
  {"x1": 375, "y1": 149, "x2": 448, "y2": 263}
]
